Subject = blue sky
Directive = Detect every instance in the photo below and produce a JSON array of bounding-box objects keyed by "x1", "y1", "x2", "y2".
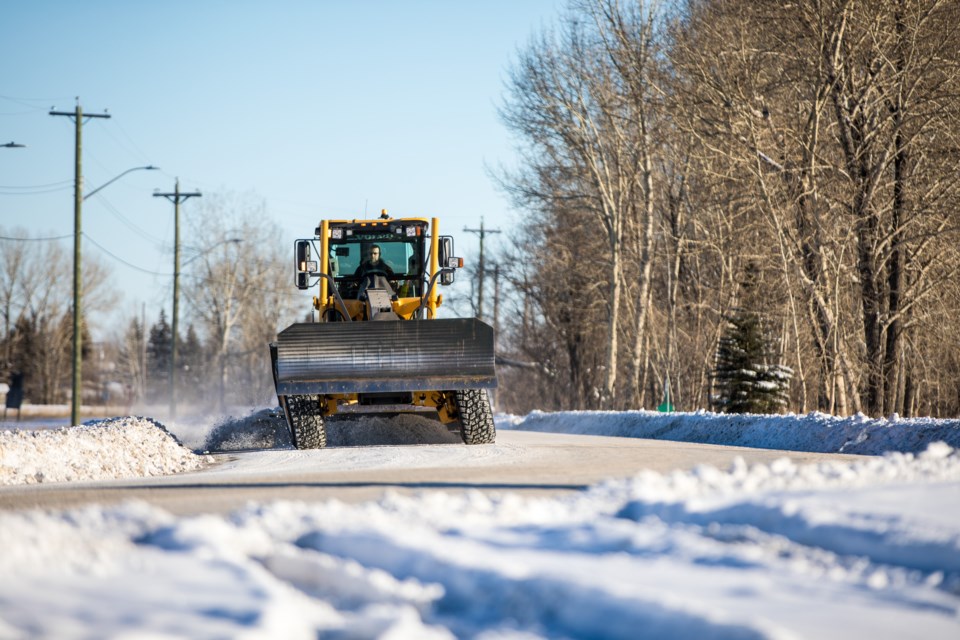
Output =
[{"x1": 1, "y1": 0, "x2": 562, "y2": 334}]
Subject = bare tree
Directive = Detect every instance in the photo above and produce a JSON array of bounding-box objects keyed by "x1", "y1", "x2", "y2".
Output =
[
  {"x1": 182, "y1": 191, "x2": 296, "y2": 410},
  {"x1": 501, "y1": 2, "x2": 665, "y2": 406},
  {"x1": 493, "y1": 0, "x2": 960, "y2": 417},
  {"x1": 586, "y1": 0, "x2": 666, "y2": 408},
  {"x1": 0, "y1": 229, "x2": 30, "y2": 372}
]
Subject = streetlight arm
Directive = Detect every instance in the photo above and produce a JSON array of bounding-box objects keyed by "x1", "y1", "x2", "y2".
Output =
[
  {"x1": 83, "y1": 165, "x2": 159, "y2": 200},
  {"x1": 182, "y1": 238, "x2": 243, "y2": 265}
]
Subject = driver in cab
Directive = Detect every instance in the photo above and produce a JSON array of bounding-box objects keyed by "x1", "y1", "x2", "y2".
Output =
[{"x1": 354, "y1": 244, "x2": 395, "y2": 278}]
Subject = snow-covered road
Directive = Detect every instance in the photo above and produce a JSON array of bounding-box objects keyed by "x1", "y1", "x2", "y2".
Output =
[
  {"x1": 1, "y1": 409, "x2": 959, "y2": 638},
  {"x1": 2, "y1": 418, "x2": 857, "y2": 514}
]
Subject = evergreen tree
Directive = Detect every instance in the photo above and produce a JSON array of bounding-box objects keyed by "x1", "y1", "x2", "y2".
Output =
[
  {"x1": 712, "y1": 262, "x2": 792, "y2": 414},
  {"x1": 146, "y1": 310, "x2": 172, "y2": 403},
  {"x1": 9, "y1": 314, "x2": 39, "y2": 403},
  {"x1": 712, "y1": 310, "x2": 792, "y2": 414},
  {"x1": 178, "y1": 324, "x2": 206, "y2": 404}
]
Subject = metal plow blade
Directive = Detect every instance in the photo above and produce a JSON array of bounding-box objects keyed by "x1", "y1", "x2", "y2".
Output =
[{"x1": 273, "y1": 318, "x2": 496, "y2": 395}]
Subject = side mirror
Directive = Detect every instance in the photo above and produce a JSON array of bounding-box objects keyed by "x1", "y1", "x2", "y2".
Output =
[
  {"x1": 438, "y1": 236, "x2": 457, "y2": 285},
  {"x1": 295, "y1": 240, "x2": 317, "y2": 290}
]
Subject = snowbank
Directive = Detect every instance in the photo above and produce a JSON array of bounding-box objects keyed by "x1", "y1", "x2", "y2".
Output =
[
  {"x1": 4, "y1": 408, "x2": 957, "y2": 488},
  {"x1": 501, "y1": 409, "x2": 960, "y2": 455},
  {"x1": 2, "y1": 409, "x2": 959, "y2": 636},
  {"x1": 0, "y1": 416, "x2": 208, "y2": 485},
  {"x1": 0, "y1": 445, "x2": 958, "y2": 638}
]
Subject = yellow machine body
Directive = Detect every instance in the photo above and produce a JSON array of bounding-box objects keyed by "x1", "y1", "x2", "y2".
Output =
[{"x1": 271, "y1": 214, "x2": 495, "y2": 425}]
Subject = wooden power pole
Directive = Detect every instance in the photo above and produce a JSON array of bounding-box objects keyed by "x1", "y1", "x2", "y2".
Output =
[
  {"x1": 154, "y1": 180, "x2": 201, "y2": 419},
  {"x1": 463, "y1": 218, "x2": 501, "y2": 322},
  {"x1": 50, "y1": 102, "x2": 110, "y2": 426}
]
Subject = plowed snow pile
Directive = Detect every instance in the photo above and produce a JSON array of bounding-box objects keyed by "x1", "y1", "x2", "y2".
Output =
[{"x1": 0, "y1": 417, "x2": 207, "y2": 485}]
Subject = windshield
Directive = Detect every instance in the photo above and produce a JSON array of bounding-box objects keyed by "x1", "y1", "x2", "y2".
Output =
[{"x1": 329, "y1": 233, "x2": 423, "y2": 280}]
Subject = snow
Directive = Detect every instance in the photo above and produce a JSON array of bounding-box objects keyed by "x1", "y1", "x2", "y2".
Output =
[
  {"x1": 0, "y1": 416, "x2": 208, "y2": 485},
  {"x1": 500, "y1": 409, "x2": 960, "y2": 455},
  {"x1": 1, "y1": 409, "x2": 959, "y2": 637}
]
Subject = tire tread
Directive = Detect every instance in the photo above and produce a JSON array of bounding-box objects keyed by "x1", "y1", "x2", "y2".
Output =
[
  {"x1": 455, "y1": 389, "x2": 496, "y2": 445},
  {"x1": 286, "y1": 394, "x2": 327, "y2": 449}
]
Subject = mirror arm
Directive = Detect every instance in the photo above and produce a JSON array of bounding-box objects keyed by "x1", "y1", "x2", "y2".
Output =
[
  {"x1": 419, "y1": 267, "x2": 456, "y2": 318},
  {"x1": 316, "y1": 273, "x2": 353, "y2": 322}
]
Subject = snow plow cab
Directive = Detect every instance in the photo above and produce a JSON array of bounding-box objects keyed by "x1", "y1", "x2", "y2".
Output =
[{"x1": 270, "y1": 211, "x2": 497, "y2": 448}]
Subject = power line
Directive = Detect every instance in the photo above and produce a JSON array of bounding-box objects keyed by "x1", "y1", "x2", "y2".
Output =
[
  {"x1": 0, "y1": 94, "x2": 65, "y2": 116},
  {"x1": 0, "y1": 226, "x2": 307, "y2": 298},
  {"x1": 82, "y1": 233, "x2": 289, "y2": 289},
  {"x1": 0, "y1": 185, "x2": 73, "y2": 195},
  {"x1": 0, "y1": 233, "x2": 73, "y2": 242},
  {"x1": 0, "y1": 179, "x2": 73, "y2": 190},
  {"x1": 81, "y1": 232, "x2": 170, "y2": 276},
  {"x1": 111, "y1": 120, "x2": 154, "y2": 165},
  {"x1": 0, "y1": 94, "x2": 73, "y2": 107},
  {"x1": 463, "y1": 217, "x2": 501, "y2": 322},
  {"x1": 89, "y1": 192, "x2": 169, "y2": 246}
]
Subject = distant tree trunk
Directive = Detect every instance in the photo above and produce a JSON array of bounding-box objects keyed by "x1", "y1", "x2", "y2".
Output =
[
  {"x1": 628, "y1": 141, "x2": 657, "y2": 408},
  {"x1": 883, "y1": 4, "x2": 910, "y2": 416},
  {"x1": 604, "y1": 236, "x2": 622, "y2": 404}
]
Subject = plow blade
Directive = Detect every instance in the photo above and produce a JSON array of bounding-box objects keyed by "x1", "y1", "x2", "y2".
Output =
[{"x1": 272, "y1": 318, "x2": 496, "y2": 395}]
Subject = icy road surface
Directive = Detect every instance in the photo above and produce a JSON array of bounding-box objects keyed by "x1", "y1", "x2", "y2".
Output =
[
  {"x1": 1, "y1": 417, "x2": 856, "y2": 514},
  {"x1": 1, "y1": 409, "x2": 959, "y2": 638}
]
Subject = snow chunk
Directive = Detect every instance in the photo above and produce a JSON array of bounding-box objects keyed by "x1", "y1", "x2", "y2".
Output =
[{"x1": 0, "y1": 416, "x2": 208, "y2": 485}]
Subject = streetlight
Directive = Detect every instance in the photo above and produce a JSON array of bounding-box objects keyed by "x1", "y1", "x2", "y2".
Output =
[
  {"x1": 68, "y1": 164, "x2": 159, "y2": 426},
  {"x1": 84, "y1": 165, "x2": 158, "y2": 200},
  {"x1": 182, "y1": 238, "x2": 243, "y2": 265}
]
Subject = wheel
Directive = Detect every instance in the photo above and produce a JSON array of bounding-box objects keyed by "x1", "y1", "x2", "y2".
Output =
[
  {"x1": 287, "y1": 395, "x2": 326, "y2": 449},
  {"x1": 285, "y1": 395, "x2": 327, "y2": 449},
  {"x1": 454, "y1": 389, "x2": 496, "y2": 445},
  {"x1": 322, "y1": 308, "x2": 347, "y2": 322}
]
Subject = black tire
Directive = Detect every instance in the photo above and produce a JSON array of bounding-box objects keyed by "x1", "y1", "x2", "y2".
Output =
[
  {"x1": 285, "y1": 395, "x2": 327, "y2": 449},
  {"x1": 454, "y1": 389, "x2": 496, "y2": 445},
  {"x1": 322, "y1": 308, "x2": 347, "y2": 322}
]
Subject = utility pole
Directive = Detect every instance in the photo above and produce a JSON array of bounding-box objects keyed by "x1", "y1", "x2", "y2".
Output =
[
  {"x1": 154, "y1": 179, "x2": 201, "y2": 419},
  {"x1": 50, "y1": 102, "x2": 110, "y2": 426},
  {"x1": 463, "y1": 217, "x2": 501, "y2": 322},
  {"x1": 493, "y1": 264, "x2": 500, "y2": 346},
  {"x1": 141, "y1": 302, "x2": 147, "y2": 405},
  {"x1": 1, "y1": 143, "x2": 24, "y2": 373}
]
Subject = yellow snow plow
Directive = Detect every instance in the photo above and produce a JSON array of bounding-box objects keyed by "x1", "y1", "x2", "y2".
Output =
[{"x1": 270, "y1": 212, "x2": 497, "y2": 448}]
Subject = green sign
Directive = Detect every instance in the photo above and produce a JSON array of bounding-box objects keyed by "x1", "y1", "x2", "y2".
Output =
[{"x1": 658, "y1": 377, "x2": 674, "y2": 412}]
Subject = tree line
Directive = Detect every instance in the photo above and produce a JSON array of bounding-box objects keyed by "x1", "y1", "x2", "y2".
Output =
[
  {"x1": 492, "y1": 0, "x2": 960, "y2": 417},
  {"x1": 1, "y1": 191, "x2": 298, "y2": 412}
]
